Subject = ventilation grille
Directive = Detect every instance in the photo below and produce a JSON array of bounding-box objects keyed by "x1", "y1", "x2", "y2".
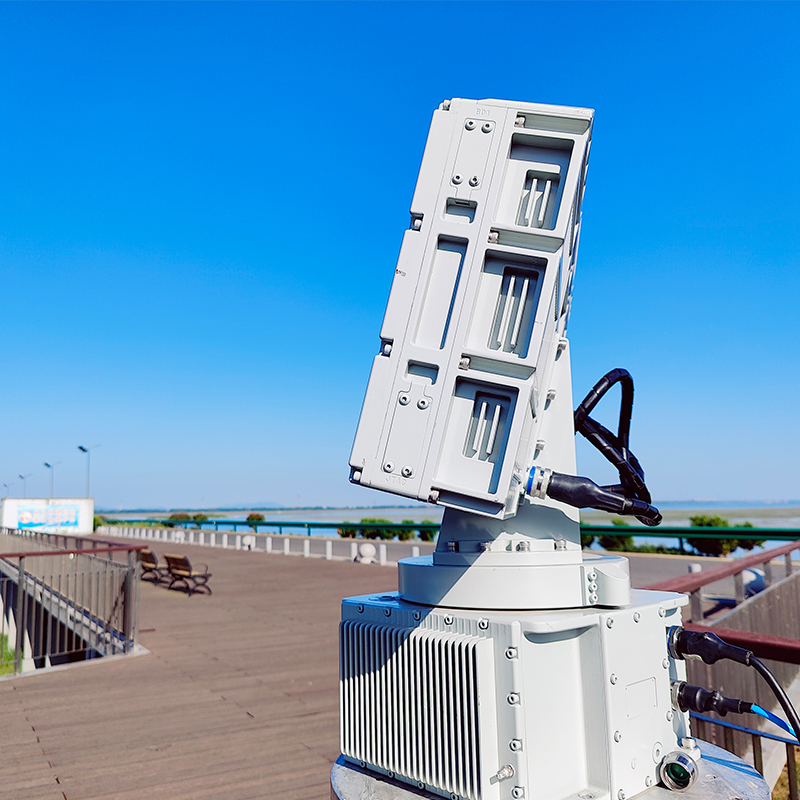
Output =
[{"x1": 340, "y1": 620, "x2": 486, "y2": 800}]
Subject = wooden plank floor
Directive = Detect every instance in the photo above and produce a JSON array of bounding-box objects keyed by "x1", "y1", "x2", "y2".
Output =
[{"x1": 0, "y1": 542, "x2": 394, "y2": 800}]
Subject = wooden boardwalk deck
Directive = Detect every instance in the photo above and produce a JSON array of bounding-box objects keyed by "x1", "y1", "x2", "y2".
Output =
[{"x1": 0, "y1": 542, "x2": 393, "y2": 800}]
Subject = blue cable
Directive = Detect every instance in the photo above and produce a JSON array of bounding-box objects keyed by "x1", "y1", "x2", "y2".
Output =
[{"x1": 751, "y1": 703, "x2": 799, "y2": 741}]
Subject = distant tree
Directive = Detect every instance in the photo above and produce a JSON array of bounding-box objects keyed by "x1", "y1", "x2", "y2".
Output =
[
  {"x1": 418, "y1": 521, "x2": 437, "y2": 542},
  {"x1": 359, "y1": 518, "x2": 395, "y2": 540},
  {"x1": 192, "y1": 513, "x2": 209, "y2": 529},
  {"x1": 337, "y1": 522, "x2": 358, "y2": 538},
  {"x1": 581, "y1": 532, "x2": 595, "y2": 548},
  {"x1": 599, "y1": 517, "x2": 634, "y2": 552},
  {"x1": 246, "y1": 512, "x2": 265, "y2": 531},
  {"x1": 398, "y1": 520, "x2": 417, "y2": 541},
  {"x1": 734, "y1": 521, "x2": 766, "y2": 551},
  {"x1": 686, "y1": 514, "x2": 738, "y2": 557},
  {"x1": 165, "y1": 513, "x2": 191, "y2": 528},
  {"x1": 93, "y1": 515, "x2": 105, "y2": 531}
]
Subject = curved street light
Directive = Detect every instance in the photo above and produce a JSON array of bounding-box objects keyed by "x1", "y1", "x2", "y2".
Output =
[
  {"x1": 18, "y1": 473, "x2": 32, "y2": 499},
  {"x1": 43, "y1": 461, "x2": 62, "y2": 499},
  {"x1": 77, "y1": 445, "x2": 100, "y2": 498}
]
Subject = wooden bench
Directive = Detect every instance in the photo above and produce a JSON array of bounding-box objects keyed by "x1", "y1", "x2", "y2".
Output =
[
  {"x1": 163, "y1": 554, "x2": 212, "y2": 596},
  {"x1": 140, "y1": 549, "x2": 169, "y2": 584}
]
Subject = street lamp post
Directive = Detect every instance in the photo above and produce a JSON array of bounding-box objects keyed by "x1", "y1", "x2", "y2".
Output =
[
  {"x1": 43, "y1": 461, "x2": 61, "y2": 499},
  {"x1": 77, "y1": 445, "x2": 100, "y2": 498},
  {"x1": 18, "y1": 474, "x2": 32, "y2": 499}
]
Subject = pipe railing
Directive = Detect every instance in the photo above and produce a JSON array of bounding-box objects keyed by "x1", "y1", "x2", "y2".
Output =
[
  {"x1": 0, "y1": 528, "x2": 145, "y2": 677},
  {"x1": 646, "y1": 539, "x2": 800, "y2": 620}
]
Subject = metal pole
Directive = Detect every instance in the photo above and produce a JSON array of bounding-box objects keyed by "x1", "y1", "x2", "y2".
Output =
[
  {"x1": 787, "y1": 743, "x2": 799, "y2": 800},
  {"x1": 86, "y1": 449, "x2": 90, "y2": 498},
  {"x1": 752, "y1": 733, "x2": 764, "y2": 775},
  {"x1": 14, "y1": 557, "x2": 25, "y2": 674}
]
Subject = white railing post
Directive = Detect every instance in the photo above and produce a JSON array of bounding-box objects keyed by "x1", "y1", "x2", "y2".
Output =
[
  {"x1": 266, "y1": 536, "x2": 272, "y2": 553},
  {"x1": 210, "y1": 532, "x2": 216, "y2": 548},
  {"x1": 283, "y1": 538, "x2": 291, "y2": 555},
  {"x1": 350, "y1": 542, "x2": 358, "y2": 561},
  {"x1": 222, "y1": 533, "x2": 228, "y2": 549},
  {"x1": 199, "y1": 531, "x2": 205, "y2": 546},
  {"x1": 235, "y1": 535, "x2": 242, "y2": 550},
  {"x1": 412, "y1": 545, "x2": 420, "y2": 558},
  {"x1": 379, "y1": 544, "x2": 387, "y2": 566},
  {"x1": 326, "y1": 541, "x2": 333, "y2": 560},
  {"x1": 303, "y1": 540, "x2": 310, "y2": 558}
]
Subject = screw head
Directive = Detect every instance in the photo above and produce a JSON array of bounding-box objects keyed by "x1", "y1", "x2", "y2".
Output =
[
  {"x1": 610, "y1": 673, "x2": 618, "y2": 685},
  {"x1": 507, "y1": 692, "x2": 520, "y2": 705},
  {"x1": 399, "y1": 393, "x2": 410, "y2": 405},
  {"x1": 465, "y1": 119, "x2": 476, "y2": 130},
  {"x1": 606, "y1": 617, "x2": 615, "y2": 628},
  {"x1": 618, "y1": 791, "x2": 626, "y2": 800},
  {"x1": 633, "y1": 612, "x2": 641, "y2": 622},
  {"x1": 666, "y1": 710, "x2": 674, "y2": 721},
  {"x1": 505, "y1": 647, "x2": 518, "y2": 659},
  {"x1": 452, "y1": 174, "x2": 463, "y2": 184},
  {"x1": 478, "y1": 618, "x2": 489, "y2": 630},
  {"x1": 645, "y1": 776, "x2": 653, "y2": 788},
  {"x1": 515, "y1": 115, "x2": 526, "y2": 127},
  {"x1": 383, "y1": 462, "x2": 394, "y2": 473},
  {"x1": 388, "y1": 771, "x2": 395, "y2": 779},
  {"x1": 509, "y1": 739, "x2": 522, "y2": 751},
  {"x1": 384, "y1": 608, "x2": 391, "y2": 616},
  {"x1": 458, "y1": 356, "x2": 470, "y2": 369},
  {"x1": 444, "y1": 614, "x2": 453, "y2": 625},
  {"x1": 413, "y1": 611, "x2": 421, "y2": 621},
  {"x1": 359, "y1": 760, "x2": 366, "y2": 768},
  {"x1": 481, "y1": 121, "x2": 494, "y2": 133},
  {"x1": 469, "y1": 175, "x2": 480, "y2": 187},
  {"x1": 658, "y1": 607, "x2": 667, "y2": 617},
  {"x1": 614, "y1": 731, "x2": 622, "y2": 742},
  {"x1": 512, "y1": 788, "x2": 524, "y2": 799},
  {"x1": 418, "y1": 781, "x2": 425, "y2": 789},
  {"x1": 357, "y1": 604, "x2": 364, "y2": 613},
  {"x1": 417, "y1": 397, "x2": 430, "y2": 409},
  {"x1": 401, "y1": 466, "x2": 414, "y2": 478},
  {"x1": 662, "y1": 658, "x2": 670, "y2": 669}
]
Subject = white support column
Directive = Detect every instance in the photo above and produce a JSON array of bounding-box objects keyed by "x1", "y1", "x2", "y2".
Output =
[
  {"x1": 379, "y1": 544, "x2": 387, "y2": 566},
  {"x1": 303, "y1": 540, "x2": 310, "y2": 558},
  {"x1": 350, "y1": 542, "x2": 358, "y2": 561},
  {"x1": 266, "y1": 537, "x2": 272, "y2": 553},
  {"x1": 326, "y1": 541, "x2": 333, "y2": 560},
  {"x1": 283, "y1": 538, "x2": 291, "y2": 555},
  {"x1": 412, "y1": 546, "x2": 420, "y2": 558}
]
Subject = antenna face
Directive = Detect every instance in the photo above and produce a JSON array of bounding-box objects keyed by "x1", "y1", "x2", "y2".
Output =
[{"x1": 349, "y1": 98, "x2": 593, "y2": 519}]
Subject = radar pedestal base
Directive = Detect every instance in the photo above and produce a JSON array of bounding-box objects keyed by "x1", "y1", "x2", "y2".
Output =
[{"x1": 331, "y1": 741, "x2": 770, "y2": 800}]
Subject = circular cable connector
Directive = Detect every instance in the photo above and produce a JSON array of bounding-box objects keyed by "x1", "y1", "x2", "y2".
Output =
[{"x1": 658, "y1": 751, "x2": 698, "y2": 792}]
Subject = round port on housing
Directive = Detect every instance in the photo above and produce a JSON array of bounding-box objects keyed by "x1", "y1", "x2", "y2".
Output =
[{"x1": 659, "y1": 752, "x2": 698, "y2": 792}]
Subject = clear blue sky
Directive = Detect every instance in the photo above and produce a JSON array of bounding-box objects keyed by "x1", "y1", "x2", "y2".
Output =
[{"x1": 1, "y1": 2, "x2": 798, "y2": 510}]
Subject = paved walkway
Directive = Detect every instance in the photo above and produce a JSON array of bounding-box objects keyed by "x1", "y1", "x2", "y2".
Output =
[{"x1": 0, "y1": 542, "x2": 392, "y2": 800}]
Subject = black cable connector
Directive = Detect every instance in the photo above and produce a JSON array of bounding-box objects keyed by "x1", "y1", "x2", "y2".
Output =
[
  {"x1": 672, "y1": 681, "x2": 752, "y2": 717},
  {"x1": 667, "y1": 626, "x2": 800, "y2": 743},
  {"x1": 667, "y1": 626, "x2": 753, "y2": 665},
  {"x1": 545, "y1": 472, "x2": 662, "y2": 526}
]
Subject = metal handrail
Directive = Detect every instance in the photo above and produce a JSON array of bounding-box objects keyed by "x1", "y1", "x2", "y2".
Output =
[
  {"x1": 0, "y1": 545, "x2": 147, "y2": 559},
  {"x1": 690, "y1": 712, "x2": 799, "y2": 800},
  {"x1": 647, "y1": 540, "x2": 800, "y2": 593}
]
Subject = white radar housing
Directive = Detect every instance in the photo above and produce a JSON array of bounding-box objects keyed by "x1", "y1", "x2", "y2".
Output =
[{"x1": 350, "y1": 98, "x2": 592, "y2": 520}]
